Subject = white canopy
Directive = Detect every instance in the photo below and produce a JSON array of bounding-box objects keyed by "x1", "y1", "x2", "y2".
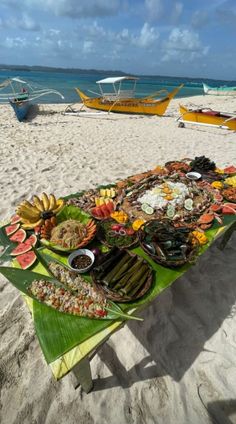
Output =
[{"x1": 96, "y1": 76, "x2": 139, "y2": 84}]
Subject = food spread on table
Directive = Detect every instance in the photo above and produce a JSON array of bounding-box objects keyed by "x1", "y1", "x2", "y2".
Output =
[
  {"x1": 28, "y1": 277, "x2": 107, "y2": 318},
  {"x1": 1, "y1": 156, "x2": 236, "y2": 319}
]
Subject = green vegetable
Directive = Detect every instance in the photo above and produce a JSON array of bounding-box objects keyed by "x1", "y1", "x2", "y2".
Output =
[
  {"x1": 112, "y1": 258, "x2": 144, "y2": 290},
  {"x1": 120, "y1": 264, "x2": 149, "y2": 295},
  {"x1": 107, "y1": 256, "x2": 135, "y2": 287},
  {"x1": 128, "y1": 269, "x2": 151, "y2": 297}
]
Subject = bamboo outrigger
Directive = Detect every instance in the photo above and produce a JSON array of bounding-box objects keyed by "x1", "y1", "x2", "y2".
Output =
[
  {"x1": 0, "y1": 77, "x2": 64, "y2": 121},
  {"x1": 178, "y1": 105, "x2": 236, "y2": 131},
  {"x1": 76, "y1": 76, "x2": 183, "y2": 115}
]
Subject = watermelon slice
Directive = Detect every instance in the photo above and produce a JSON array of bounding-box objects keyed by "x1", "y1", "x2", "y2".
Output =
[
  {"x1": 24, "y1": 234, "x2": 37, "y2": 247},
  {"x1": 224, "y1": 166, "x2": 236, "y2": 174},
  {"x1": 16, "y1": 251, "x2": 37, "y2": 270},
  {"x1": 10, "y1": 234, "x2": 37, "y2": 256},
  {"x1": 5, "y1": 223, "x2": 20, "y2": 236},
  {"x1": 10, "y1": 214, "x2": 21, "y2": 225},
  {"x1": 10, "y1": 229, "x2": 26, "y2": 243},
  {"x1": 10, "y1": 243, "x2": 32, "y2": 256}
]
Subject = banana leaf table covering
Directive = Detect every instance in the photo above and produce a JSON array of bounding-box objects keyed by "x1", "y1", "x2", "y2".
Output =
[{"x1": 1, "y1": 214, "x2": 235, "y2": 380}]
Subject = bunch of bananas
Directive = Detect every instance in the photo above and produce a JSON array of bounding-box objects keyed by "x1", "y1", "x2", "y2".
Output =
[{"x1": 16, "y1": 193, "x2": 64, "y2": 229}]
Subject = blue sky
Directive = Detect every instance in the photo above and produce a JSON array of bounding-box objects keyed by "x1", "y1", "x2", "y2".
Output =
[{"x1": 0, "y1": 0, "x2": 236, "y2": 79}]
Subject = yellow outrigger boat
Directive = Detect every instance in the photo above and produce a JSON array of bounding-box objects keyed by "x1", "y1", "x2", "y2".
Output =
[
  {"x1": 178, "y1": 105, "x2": 236, "y2": 131},
  {"x1": 76, "y1": 76, "x2": 183, "y2": 115}
]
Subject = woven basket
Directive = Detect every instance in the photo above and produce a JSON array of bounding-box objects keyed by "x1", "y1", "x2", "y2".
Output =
[
  {"x1": 138, "y1": 219, "x2": 199, "y2": 269},
  {"x1": 91, "y1": 250, "x2": 153, "y2": 302},
  {"x1": 96, "y1": 219, "x2": 138, "y2": 249}
]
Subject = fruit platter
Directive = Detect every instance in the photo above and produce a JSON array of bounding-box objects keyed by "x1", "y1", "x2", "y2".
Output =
[{"x1": 0, "y1": 156, "x2": 236, "y2": 323}]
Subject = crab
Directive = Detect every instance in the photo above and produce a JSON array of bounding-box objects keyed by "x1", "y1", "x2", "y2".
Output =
[{"x1": 196, "y1": 202, "x2": 236, "y2": 230}]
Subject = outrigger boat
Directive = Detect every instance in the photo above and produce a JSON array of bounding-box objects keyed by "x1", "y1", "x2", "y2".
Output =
[
  {"x1": 0, "y1": 77, "x2": 64, "y2": 121},
  {"x1": 178, "y1": 105, "x2": 236, "y2": 131},
  {"x1": 76, "y1": 76, "x2": 183, "y2": 115},
  {"x1": 203, "y1": 83, "x2": 236, "y2": 96}
]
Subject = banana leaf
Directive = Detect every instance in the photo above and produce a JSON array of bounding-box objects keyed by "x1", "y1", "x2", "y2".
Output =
[
  {"x1": 0, "y1": 214, "x2": 235, "y2": 364},
  {"x1": 0, "y1": 225, "x2": 18, "y2": 262},
  {"x1": 0, "y1": 265, "x2": 139, "y2": 321},
  {"x1": 56, "y1": 205, "x2": 91, "y2": 224}
]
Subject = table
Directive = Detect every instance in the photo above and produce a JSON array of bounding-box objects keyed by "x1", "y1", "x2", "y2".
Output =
[{"x1": 21, "y1": 217, "x2": 236, "y2": 393}]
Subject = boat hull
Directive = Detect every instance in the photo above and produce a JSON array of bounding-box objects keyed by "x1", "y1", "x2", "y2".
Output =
[
  {"x1": 179, "y1": 105, "x2": 236, "y2": 130},
  {"x1": 9, "y1": 99, "x2": 31, "y2": 122},
  {"x1": 76, "y1": 85, "x2": 183, "y2": 116},
  {"x1": 203, "y1": 83, "x2": 236, "y2": 96}
]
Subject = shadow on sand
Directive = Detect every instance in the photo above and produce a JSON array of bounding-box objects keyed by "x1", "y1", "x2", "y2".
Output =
[
  {"x1": 91, "y1": 233, "x2": 236, "y2": 395},
  {"x1": 25, "y1": 104, "x2": 59, "y2": 122}
]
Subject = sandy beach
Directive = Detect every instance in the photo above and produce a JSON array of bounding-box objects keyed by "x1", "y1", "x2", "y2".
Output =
[{"x1": 0, "y1": 94, "x2": 236, "y2": 424}]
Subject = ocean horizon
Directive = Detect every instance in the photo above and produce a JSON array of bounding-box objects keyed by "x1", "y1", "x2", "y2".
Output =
[{"x1": 1, "y1": 67, "x2": 236, "y2": 104}]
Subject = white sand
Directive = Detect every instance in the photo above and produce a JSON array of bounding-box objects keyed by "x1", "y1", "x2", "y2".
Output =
[{"x1": 0, "y1": 95, "x2": 236, "y2": 424}]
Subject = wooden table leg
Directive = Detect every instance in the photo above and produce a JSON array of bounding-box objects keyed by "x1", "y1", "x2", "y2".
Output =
[
  {"x1": 71, "y1": 358, "x2": 93, "y2": 393},
  {"x1": 218, "y1": 221, "x2": 236, "y2": 250}
]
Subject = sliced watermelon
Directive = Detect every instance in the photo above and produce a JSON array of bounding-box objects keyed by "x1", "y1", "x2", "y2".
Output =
[
  {"x1": 91, "y1": 207, "x2": 103, "y2": 218},
  {"x1": 16, "y1": 251, "x2": 37, "y2": 270},
  {"x1": 10, "y1": 243, "x2": 32, "y2": 256},
  {"x1": 224, "y1": 166, "x2": 236, "y2": 174},
  {"x1": 10, "y1": 234, "x2": 37, "y2": 256},
  {"x1": 10, "y1": 229, "x2": 26, "y2": 243},
  {"x1": 105, "y1": 201, "x2": 115, "y2": 214},
  {"x1": 222, "y1": 206, "x2": 236, "y2": 215},
  {"x1": 5, "y1": 223, "x2": 20, "y2": 236},
  {"x1": 24, "y1": 234, "x2": 37, "y2": 247},
  {"x1": 10, "y1": 214, "x2": 21, "y2": 225}
]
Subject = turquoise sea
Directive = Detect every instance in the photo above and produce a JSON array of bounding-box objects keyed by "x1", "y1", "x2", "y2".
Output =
[{"x1": 1, "y1": 68, "x2": 236, "y2": 103}]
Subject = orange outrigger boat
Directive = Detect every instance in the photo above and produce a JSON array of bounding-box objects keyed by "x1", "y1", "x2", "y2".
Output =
[
  {"x1": 178, "y1": 105, "x2": 236, "y2": 131},
  {"x1": 76, "y1": 76, "x2": 183, "y2": 116}
]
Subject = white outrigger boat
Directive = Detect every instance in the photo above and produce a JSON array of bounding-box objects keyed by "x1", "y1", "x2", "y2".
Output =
[
  {"x1": 203, "y1": 83, "x2": 236, "y2": 96},
  {"x1": 0, "y1": 77, "x2": 64, "y2": 121}
]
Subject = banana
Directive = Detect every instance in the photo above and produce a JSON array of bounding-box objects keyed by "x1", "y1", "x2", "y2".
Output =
[
  {"x1": 22, "y1": 200, "x2": 34, "y2": 208},
  {"x1": 52, "y1": 199, "x2": 64, "y2": 214},
  {"x1": 33, "y1": 195, "x2": 45, "y2": 212},
  {"x1": 21, "y1": 218, "x2": 44, "y2": 230},
  {"x1": 17, "y1": 208, "x2": 41, "y2": 222},
  {"x1": 18, "y1": 201, "x2": 40, "y2": 214},
  {"x1": 41, "y1": 192, "x2": 50, "y2": 210},
  {"x1": 49, "y1": 194, "x2": 57, "y2": 211},
  {"x1": 17, "y1": 205, "x2": 41, "y2": 220}
]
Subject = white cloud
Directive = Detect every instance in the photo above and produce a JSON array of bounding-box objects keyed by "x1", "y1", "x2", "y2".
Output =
[
  {"x1": 132, "y1": 23, "x2": 159, "y2": 48},
  {"x1": 3, "y1": 13, "x2": 40, "y2": 31},
  {"x1": 145, "y1": 0, "x2": 183, "y2": 23},
  {"x1": 3, "y1": 37, "x2": 27, "y2": 48},
  {"x1": 83, "y1": 40, "x2": 94, "y2": 53},
  {"x1": 145, "y1": 0, "x2": 163, "y2": 20},
  {"x1": 49, "y1": 29, "x2": 61, "y2": 36},
  {"x1": 6, "y1": 0, "x2": 121, "y2": 19},
  {"x1": 20, "y1": 13, "x2": 40, "y2": 31},
  {"x1": 171, "y1": 2, "x2": 183, "y2": 22},
  {"x1": 162, "y1": 27, "x2": 209, "y2": 63}
]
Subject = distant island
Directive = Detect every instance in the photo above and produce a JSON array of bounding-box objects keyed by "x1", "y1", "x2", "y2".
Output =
[
  {"x1": 0, "y1": 64, "x2": 233, "y2": 83},
  {"x1": 0, "y1": 64, "x2": 128, "y2": 76}
]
